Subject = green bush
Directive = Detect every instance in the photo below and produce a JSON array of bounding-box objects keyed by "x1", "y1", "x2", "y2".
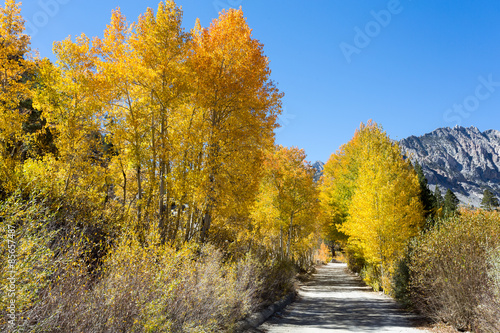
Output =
[{"x1": 392, "y1": 252, "x2": 412, "y2": 306}]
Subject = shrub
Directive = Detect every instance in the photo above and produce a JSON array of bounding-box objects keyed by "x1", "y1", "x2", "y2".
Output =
[
  {"x1": 475, "y1": 247, "x2": 500, "y2": 332},
  {"x1": 2, "y1": 225, "x2": 297, "y2": 333},
  {"x1": 408, "y1": 209, "x2": 500, "y2": 331},
  {"x1": 345, "y1": 245, "x2": 365, "y2": 274},
  {"x1": 0, "y1": 192, "x2": 60, "y2": 329},
  {"x1": 360, "y1": 264, "x2": 382, "y2": 292},
  {"x1": 0, "y1": 187, "x2": 298, "y2": 332}
]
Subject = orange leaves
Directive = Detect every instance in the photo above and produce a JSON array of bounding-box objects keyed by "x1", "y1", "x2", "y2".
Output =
[
  {"x1": 190, "y1": 8, "x2": 281, "y2": 120},
  {"x1": 16, "y1": 1, "x2": 283, "y2": 245}
]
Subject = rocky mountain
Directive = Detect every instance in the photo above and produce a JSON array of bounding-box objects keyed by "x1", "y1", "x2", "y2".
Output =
[
  {"x1": 312, "y1": 161, "x2": 325, "y2": 182},
  {"x1": 399, "y1": 126, "x2": 500, "y2": 207}
]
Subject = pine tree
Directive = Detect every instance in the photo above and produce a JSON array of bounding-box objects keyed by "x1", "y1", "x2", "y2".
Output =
[
  {"x1": 414, "y1": 162, "x2": 434, "y2": 218},
  {"x1": 481, "y1": 189, "x2": 499, "y2": 211},
  {"x1": 443, "y1": 189, "x2": 459, "y2": 216},
  {"x1": 434, "y1": 185, "x2": 443, "y2": 209},
  {"x1": 431, "y1": 185, "x2": 444, "y2": 220}
]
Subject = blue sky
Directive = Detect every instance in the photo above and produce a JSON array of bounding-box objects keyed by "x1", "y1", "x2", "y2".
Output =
[{"x1": 20, "y1": 0, "x2": 500, "y2": 163}]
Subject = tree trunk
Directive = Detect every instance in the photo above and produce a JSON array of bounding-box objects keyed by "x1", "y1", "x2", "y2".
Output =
[
  {"x1": 200, "y1": 209, "x2": 211, "y2": 243},
  {"x1": 122, "y1": 170, "x2": 127, "y2": 208},
  {"x1": 158, "y1": 113, "x2": 170, "y2": 245},
  {"x1": 286, "y1": 213, "x2": 294, "y2": 259},
  {"x1": 184, "y1": 206, "x2": 195, "y2": 243},
  {"x1": 158, "y1": 158, "x2": 166, "y2": 244},
  {"x1": 171, "y1": 205, "x2": 182, "y2": 244},
  {"x1": 279, "y1": 225, "x2": 284, "y2": 260},
  {"x1": 137, "y1": 165, "x2": 142, "y2": 222}
]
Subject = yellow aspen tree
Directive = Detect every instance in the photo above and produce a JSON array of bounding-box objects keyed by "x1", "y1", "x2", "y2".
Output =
[
  {"x1": 92, "y1": 8, "x2": 151, "y2": 223},
  {"x1": 33, "y1": 34, "x2": 107, "y2": 203},
  {"x1": 253, "y1": 145, "x2": 319, "y2": 260},
  {"x1": 190, "y1": 8, "x2": 282, "y2": 242},
  {"x1": 319, "y1": 130, "x2": 362, "y2": 245},
  {"x1": 340, "y1": 122, "x2": 424, "y2": 291},
  {"x1": 0, "y1": 0, "x2": 33, "y2": 189},
  {"x1": 131, "y1": 1, "x2": 190, "y2": 244}
]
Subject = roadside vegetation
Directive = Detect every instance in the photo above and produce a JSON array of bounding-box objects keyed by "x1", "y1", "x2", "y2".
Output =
[
  {"x1": 0, "y1": 1, "x2": 324, "y2": 332},
  {"x1": 404, "y1": 210, "x2": 500, "y2": 332},
  {"x1": 319, "y1": 121, "x2": 500, "y2": 332}
]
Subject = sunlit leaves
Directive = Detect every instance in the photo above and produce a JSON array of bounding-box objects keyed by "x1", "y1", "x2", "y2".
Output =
[
  {"x1": 327, "y1": 121, "x2": 425, "y2": 291},
  {"x1": 252, "y1": 145, "x2": 320, "y2": 261}
]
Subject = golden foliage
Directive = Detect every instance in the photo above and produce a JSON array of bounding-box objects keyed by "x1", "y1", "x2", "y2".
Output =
[
  {"x1": 320, "y1": 121, "x2": 424, "y2": 293},
  {"x1": 251, "y1": 145, "x2": 320, "y2": 267}
]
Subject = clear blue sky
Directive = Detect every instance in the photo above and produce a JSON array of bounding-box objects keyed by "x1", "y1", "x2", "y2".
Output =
[{"x1": 20, "y1": 0, "x2": 500, "y2": 163}]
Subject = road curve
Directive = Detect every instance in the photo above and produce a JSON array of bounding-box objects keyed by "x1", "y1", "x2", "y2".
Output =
[{"x1": 256, "y1": 262, "x2": 428, "y2": 333}]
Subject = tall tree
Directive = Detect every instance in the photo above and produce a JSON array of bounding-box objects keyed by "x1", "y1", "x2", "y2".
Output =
[
  {"x1": 130, "y1": 1, "x2": 191, "y2": 243},
  {"x1": 414, "y1": 162, "x2": 434, "y2": 219},
  {"x1": 481, "y1": 189, "x2": 499, "y2": 211},
  {"x1": 190, "y1": 8, "x2": 282, "y2": 242},
  {"x1": 91, "y1": 8, "x2": 145, "y2": 217},
  {"x1": 318, "y1": 129, "x2": 361, "y2": 246},
  {"x1": 0, "y1": 0, "x2": 34, "y2": 190},
  {"x1": 34, "y1": 34, "x2": 108, "y2": 203},
  {"x1": 252, "y1": 145, "x2": 319, "y2": 260},
  {"x1": 434, "y1": 185, "x2": 444, "y2": 210},
  {"x1": 340, "y1": 122, "x2": 424, "y2": 291},
  {"x1": 443, "y1": 189, "x2": 459, "y2": 216}
]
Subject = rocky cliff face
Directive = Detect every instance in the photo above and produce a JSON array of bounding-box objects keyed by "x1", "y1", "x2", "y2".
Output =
[
  {"x1": 399, "y1": 126, "x2": 500, "y2": 207},
  {"x1": 312, "y1": 161, "x2": 325, "y2": 182}
]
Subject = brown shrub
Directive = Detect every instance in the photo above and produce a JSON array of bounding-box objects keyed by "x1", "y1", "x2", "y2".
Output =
[
  {"x1": 475, "y1": 247, "x2": 500, "y2": 332},
  {"x1": 408, "y1": 209, "x2": 500, "y2": 331},
  {"x1": 2, "y1": 228, "x2": 296, "y2": 333}
]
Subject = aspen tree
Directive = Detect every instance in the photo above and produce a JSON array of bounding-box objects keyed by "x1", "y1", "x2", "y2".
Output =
[
  {"x1": 341, "y1": 122, "x2": 424, "y2": 290},
  {"x1": 190, "y1": 8, "x2": 282, "y2": 242},
  {"x1": 0, "y1": 0, "x2": 33, "y2": 189}
]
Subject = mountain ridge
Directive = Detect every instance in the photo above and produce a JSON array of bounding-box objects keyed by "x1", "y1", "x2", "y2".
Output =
[
  {"x1": 400, "y1": 125, "x2": 500, "y2": 206},
  {"x1": 312, "y1": 161, "x2": 324, "y2": 182},
  {"x1": 313, "y1": 126, "x2": 500, "y2": 207}
]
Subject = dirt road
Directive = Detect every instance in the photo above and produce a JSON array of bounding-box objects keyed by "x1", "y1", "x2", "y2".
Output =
[{"x1": 256, "y1": 262, "x2": 428, "y2": 333}]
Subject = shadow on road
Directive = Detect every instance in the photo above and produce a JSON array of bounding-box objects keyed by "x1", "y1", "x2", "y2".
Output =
[{"x1": 257, "y1": 263, "x2": 427, "y2": 333}]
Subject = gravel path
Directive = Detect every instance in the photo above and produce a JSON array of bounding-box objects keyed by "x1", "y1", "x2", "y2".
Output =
[{"x1": 256, "y1": 262, "x2": 428, "y2": 333}]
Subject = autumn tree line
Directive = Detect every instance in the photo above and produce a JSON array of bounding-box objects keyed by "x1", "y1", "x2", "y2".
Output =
[
  {"x1": 0, "y1": 0, "x2": 326, "y2": 260},
  {"x1": 0, "y1": 0, "x2": 499, "y2": 331},
  {"x1": 0, "y1": 1, "x2": 327, "y2": 331}
]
